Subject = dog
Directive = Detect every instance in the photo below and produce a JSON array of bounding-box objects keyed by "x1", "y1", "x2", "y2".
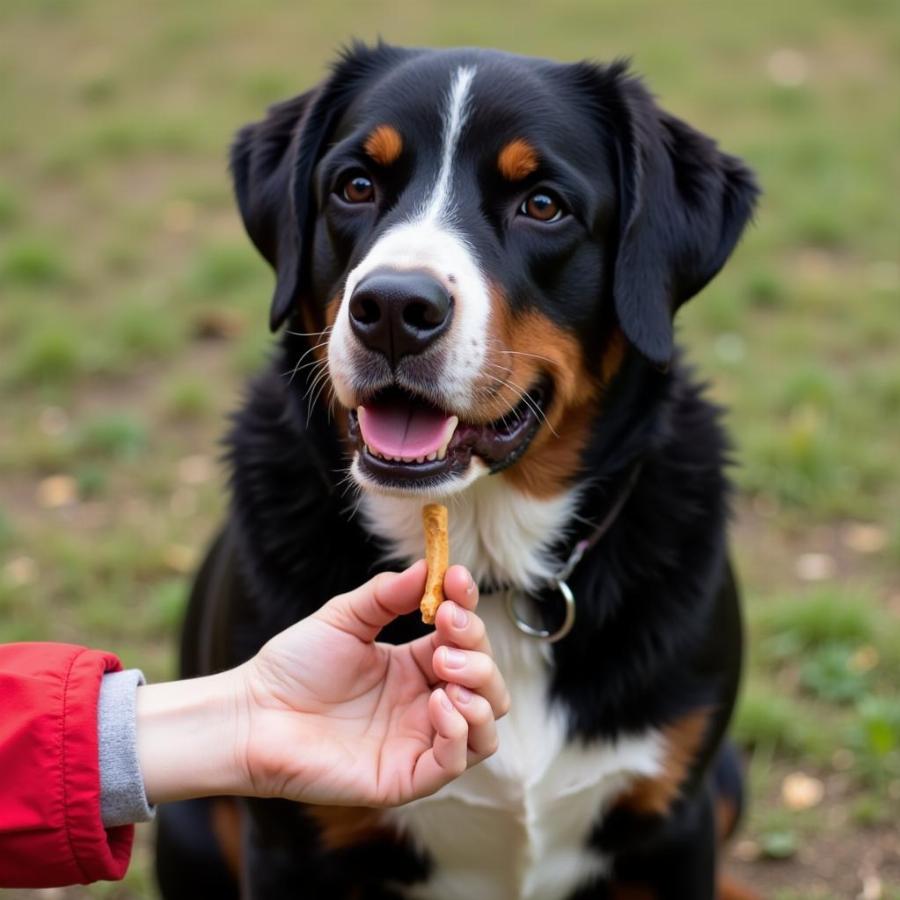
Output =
[{"x1": 155, "y1": 41, "x2": 759, "y2": 900}]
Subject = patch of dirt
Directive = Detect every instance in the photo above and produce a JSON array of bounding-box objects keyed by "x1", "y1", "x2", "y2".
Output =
[{"x1": 728, "y1": 825, "x2": 900, "y2": 899}]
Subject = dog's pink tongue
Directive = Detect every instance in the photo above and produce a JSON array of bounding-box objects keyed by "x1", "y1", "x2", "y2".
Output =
[{"x1": 358, "y1": 398, "x2": 453, "y2": 459}]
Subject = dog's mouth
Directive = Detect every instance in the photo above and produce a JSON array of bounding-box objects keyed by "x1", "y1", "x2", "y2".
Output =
[{"x1": 348, "y1": 380, "x2": 550, "y2": 489}]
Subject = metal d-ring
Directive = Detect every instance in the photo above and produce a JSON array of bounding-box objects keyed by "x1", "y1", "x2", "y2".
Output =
[
  {"x1": 501, "y1": 461, "x2": 644, "y2": 644},
  {"x1": 505, "y1": 579, "x2": 576, "y2": 643}
]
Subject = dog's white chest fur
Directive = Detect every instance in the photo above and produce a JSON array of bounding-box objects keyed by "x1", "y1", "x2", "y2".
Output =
[
  {"x1": 386, "y1": 600, "x2": 663, "y2": 900},
  {"x1": 360, "y1": 475, "x2": 581, "y2": 592},
  {"x1": 364, "y1": 481, "x2": 663, "y2": 900}
]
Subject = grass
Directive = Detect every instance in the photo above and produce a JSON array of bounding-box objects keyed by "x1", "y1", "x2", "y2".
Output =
[
  {"x1": 1, "y1": 237, "x2": 69, "y2": 286},
  {"x1": 0, "y1": 0, "x2": 898, "y2": 896},
  {"x1": 163, "y1": 377, "x2": 215, "y2": 421}
]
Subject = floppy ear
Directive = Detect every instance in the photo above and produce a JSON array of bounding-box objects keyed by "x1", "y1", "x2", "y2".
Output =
[
  {"x1": 230, "y1": 42, "x2": 406, "y2": 331},
  {"x1": 594, "y1": 63, "x2": 759, "y2": 365},
  {"x1": 230, "y1": 90, "x2": 318, "y2": 331}
]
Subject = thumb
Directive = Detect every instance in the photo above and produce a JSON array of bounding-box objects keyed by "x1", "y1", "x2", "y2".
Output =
[{"x1": 315, "y1": 560, "x2": 427, "y2": 642}]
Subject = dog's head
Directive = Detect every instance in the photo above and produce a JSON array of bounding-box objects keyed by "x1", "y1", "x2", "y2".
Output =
[{"x1": 231, "y1": 43, "x2": 757, "y2": 499}]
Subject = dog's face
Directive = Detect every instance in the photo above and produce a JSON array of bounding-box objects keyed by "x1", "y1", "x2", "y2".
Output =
[{"x1": 232, "y1": 45, "x2": 757, "y2": 499}]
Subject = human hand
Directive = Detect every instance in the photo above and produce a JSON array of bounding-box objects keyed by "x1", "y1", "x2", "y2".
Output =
[
  {"x1": 239, "y1": 561, "x2": 509, "y2": 806},
  {"x1": 137, "y1": 563, "x2": 509, "y2": 808}
]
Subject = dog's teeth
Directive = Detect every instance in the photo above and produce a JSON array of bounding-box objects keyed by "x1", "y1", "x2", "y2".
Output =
[
  {"x1": 426, "y1": 452, "x2": 437, "y2": 461},
  {"x1": 434, "y1": 415, "x2": 459, "y2": 461},
  {"x1": 416, "y1": 455, "x2": 425, "y2": 463}
]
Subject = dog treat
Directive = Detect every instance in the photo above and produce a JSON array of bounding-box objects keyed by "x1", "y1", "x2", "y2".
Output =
[{"x1": 420, "y1": 503, "x2": 449, "y2": 624}]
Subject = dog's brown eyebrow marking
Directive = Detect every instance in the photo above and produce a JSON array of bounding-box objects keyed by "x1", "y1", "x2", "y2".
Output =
[
  {"x1": 364, "y1": 124, "x2": 403, "y2": 166},
  {"x1": 498, "y1": 138, "x2": 539, "y2": 181}
]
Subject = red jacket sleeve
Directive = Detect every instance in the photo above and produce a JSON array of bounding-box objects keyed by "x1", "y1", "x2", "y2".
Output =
[{"x1": 0, "y1": 643, "x2": 134, "y2": 887}]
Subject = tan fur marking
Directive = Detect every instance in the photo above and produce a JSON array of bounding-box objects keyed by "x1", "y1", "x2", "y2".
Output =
[
  {"x1": 308, "y1": 805, "x2": 396, "y2": 852},
  {"x1": 293, "y1": 294, "x2": 343, "y2": 437},
  {"x1": 718, "y1": 874, "x2": 763, "y2": 900},
  {"x1": 297, "y1": 295, "x2": 335, "y2": 371},
  {"x1": 498, "y1": 138, "x2": 540, "y2": 181},
  {"x1": 477, "y1": 288, "x2": 600, "y2": 499},
  {"x1": 325, "y1": 294, "x2": 341, "y2": 330},
  {"x1": 617, "y1": 710, "x2": 710, "y2": 816},
  {"x1": 210, "y1": 798, "x2": 243, "y2": 878},
  {"x1": 715, "y1": 792, "x2": 740, "y2": 842},
  {"x1": 364, "y1": 124, "x2": 403, "y2": 166},
  {"x1": 601, "y1": 327, "x2": 628, "y2": 384}
]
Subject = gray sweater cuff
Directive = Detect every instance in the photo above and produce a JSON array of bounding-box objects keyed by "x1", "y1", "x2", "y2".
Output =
[{"x1": 98, "y1": 669, "x2": 156, "y2": 827}]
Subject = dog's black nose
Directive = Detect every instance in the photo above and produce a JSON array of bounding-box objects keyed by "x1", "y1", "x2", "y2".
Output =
[{"x1": 348, "y1": 270, "x2": 453, "y2": 367}]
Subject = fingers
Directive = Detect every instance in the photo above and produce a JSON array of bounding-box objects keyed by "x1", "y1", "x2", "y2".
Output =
[
  {"x1": 445, "y1": 683, "x2": 499, "y2": 761},
  {"x1": 407, "y1": 588, "x2": 492, "y2": 686},
  {"x1": 435, "y1": 586, "x2": 504, "y2": 757},
  {"x1": 434, "y1": 598, "x2": 491, "y2": 656},
  {"x1": 410, "y1": 689, "x2": 469, "y2": 799},
  {"x1": 433, "y1": 646, "x2": 510, "y2": 719},
  {"x1": 442, "y1": 565, "x2": 479, "y2": 612},
  {"x1": 316, "y1": 560, "x2": 427, "y2": 642}
]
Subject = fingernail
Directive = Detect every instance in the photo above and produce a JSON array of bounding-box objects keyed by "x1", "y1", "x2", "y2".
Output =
[
  {"x1": 453, "y1": 605, "x2": 468, "y2": 629},
  {"x1": 466, "y1": 573, "x2": 476, "y2": 595},
  {"x1": 455, "y1": 685, "x2": 473, "y2": 704},
  {"x1": 443, "y1": 647, "x2": 466, "y2": 669},
  {"x1": 440, "y1": 691, "x2": 454, "y2": 712}
]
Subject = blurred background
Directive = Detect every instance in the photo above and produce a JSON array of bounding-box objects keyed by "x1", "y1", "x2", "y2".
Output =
[{"x1": 0, "y1": 0, "x2": 898, "y2": 897}]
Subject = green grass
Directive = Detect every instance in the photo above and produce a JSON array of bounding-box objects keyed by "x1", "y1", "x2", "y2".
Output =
[
  {"x1": 182, "y1": 241, "x2": 269, "y2": 302},
  {"x1": 163, "y1": 377, "x2": 215, "y2": 421},
  {"x1": 1, "y1": 237, "x2": 70, "y2": 287},
  {"x1": 109, "y1": 302, "x2": 185, "y2": 361},
  {"x1": 72, "y1": 414, "x2": 149, "y2": 461},
  {"x1": 9, "y1": 326, "x2": 85, "y2": 386},
  {"x1": 0, "y1": 0, "x2": 898, "y2": 896},
  {"x1": 0, "y1": 183, "x2": 22, "y2": 230}
]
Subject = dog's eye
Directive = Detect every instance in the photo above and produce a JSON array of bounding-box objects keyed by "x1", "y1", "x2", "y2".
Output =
[
  {"x1": 341, "y1": 174, "x2": 375, "y2": 204},
  {"x1": 520, "y1": 192, "x2": 563, "y2": 223}
]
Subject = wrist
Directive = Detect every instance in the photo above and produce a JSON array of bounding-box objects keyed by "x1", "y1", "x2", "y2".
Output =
[{"x1": 136, "y1": 666, "x2": 253, "y2": 804}]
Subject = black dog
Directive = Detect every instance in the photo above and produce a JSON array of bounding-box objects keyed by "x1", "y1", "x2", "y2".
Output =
[{"x1": 156, "y1": 42, "x2": 759, "y2": 900}]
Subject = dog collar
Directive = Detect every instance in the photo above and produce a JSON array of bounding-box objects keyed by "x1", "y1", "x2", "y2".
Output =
[{"x1": 504, "y1": 461, "x2": 643, "y2": 643}]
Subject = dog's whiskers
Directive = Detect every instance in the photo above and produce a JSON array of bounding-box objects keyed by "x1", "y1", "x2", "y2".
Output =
[
  {"x1": 284, "y1": 327, "x2": 333, "y2": 339},
  {"x1": 495, "y1": 347, "x2": 556, "y2": 367},
  {"x1": 302, "y1": 363, "x2": 331, "y2": 418},
  {"x1": 282, "y1": 334, "x2": 331, "y2": 386},
  {"x1": 304, "y1": 363, "x2": 334, "y2": 420},
  {"x1": 484, "y1": 369, "x2": 558, "y2": 438},
  {"x1": 283, "y1": 356, "x2": 329, "y2": 382}
]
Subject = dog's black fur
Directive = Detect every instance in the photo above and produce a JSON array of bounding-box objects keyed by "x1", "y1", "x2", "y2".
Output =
[{"x1": 156, "y1": 42, "x2": 758, "y2": 899}]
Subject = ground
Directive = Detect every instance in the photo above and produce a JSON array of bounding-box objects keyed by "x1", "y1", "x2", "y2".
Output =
[{"x1": 0, "y1": 1, "x2": 898, "y2": 898}]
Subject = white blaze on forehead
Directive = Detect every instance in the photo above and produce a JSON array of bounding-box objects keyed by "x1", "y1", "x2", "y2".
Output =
[
  {"x1": 420, "y1": 64, "x2": 477, "y2": 222},
  {"x1": 329, "y1": 64, "x2": 491, "y2": 420}
]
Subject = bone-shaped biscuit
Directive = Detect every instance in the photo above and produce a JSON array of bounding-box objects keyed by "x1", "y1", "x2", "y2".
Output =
[{"x1": 420, "y1": 503, "x2": 449, "y2": 625}]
